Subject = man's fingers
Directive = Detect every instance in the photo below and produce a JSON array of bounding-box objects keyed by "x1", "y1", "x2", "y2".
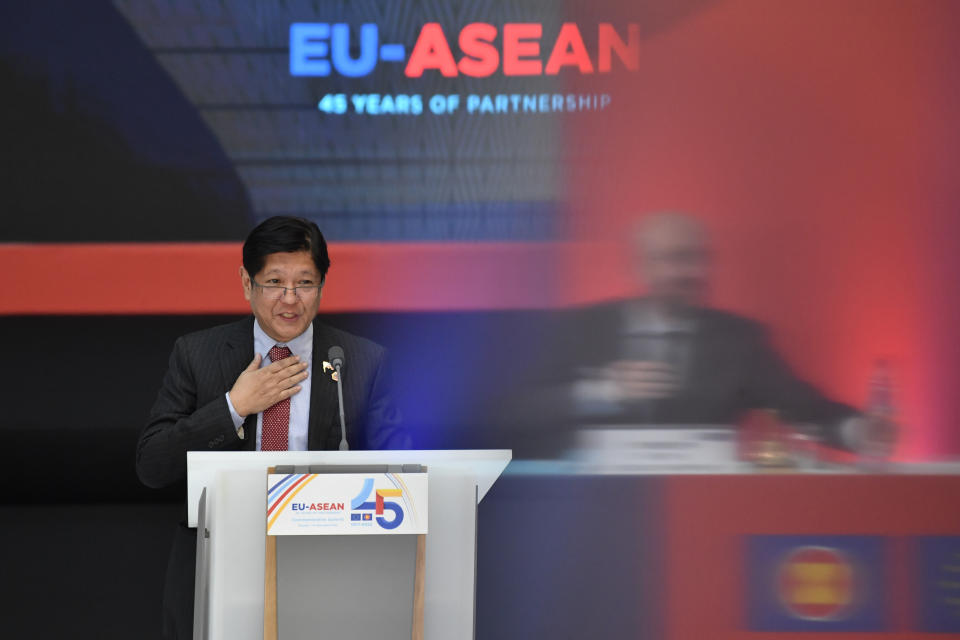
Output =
[
  {"x1": 283, "y1": 359, "x2": 309, "y2": 372},
  {"x1": 610, "y1": 360, "x2": 677, "y2": 376},
  {"x1": 273, "y1": 359, "x2": 309, "y2": 378},
  {"x1": 607, "y1": 357, "x2": 679, "y2": 401},
  {"x1": 266, "y1": 355, "x2": 301, "y2": 372},
  {"x1": 237, "y1": 357, "x2": 310, "y2": 414},
  {"x1": 277, "y1": 369, "x2": 309, "y2": 388},
  {"x1": 245, "y1": 353, "x2": 262, "y2": 371},
  {"x1": 617, "y1": 373, "x2": 680, "y2": 399},
  {"x1": 616, "y1": 371, "x2": 678, "y2": 386}
]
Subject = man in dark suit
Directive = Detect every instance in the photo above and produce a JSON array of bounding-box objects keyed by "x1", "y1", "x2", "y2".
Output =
[
  {"x1": 567, "y1": 212, "x2": 874, "y2": 450},
  {"x1": 137, "y1": 216, "x2": 408, "y2": 639}
]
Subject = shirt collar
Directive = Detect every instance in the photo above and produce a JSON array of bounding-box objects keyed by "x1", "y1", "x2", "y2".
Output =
[{"x1": 253, "y1": 319, "x2": 313, "y2": 363}]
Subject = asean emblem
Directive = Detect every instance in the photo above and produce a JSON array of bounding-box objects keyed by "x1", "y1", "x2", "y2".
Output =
[{"x1": 776, "y1": 546, "x2": 855, "y2": 621}]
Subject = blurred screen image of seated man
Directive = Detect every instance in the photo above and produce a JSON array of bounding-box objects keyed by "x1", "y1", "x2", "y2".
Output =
[
  {"x1": 567, "y1": 212, "x2": 885, "y2": 452},
  {"x1": 136, "y1": 215, "x2": 409, "y2": 639}
]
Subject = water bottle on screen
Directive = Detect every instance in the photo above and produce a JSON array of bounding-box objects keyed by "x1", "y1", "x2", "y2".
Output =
[{"x1": 859, "y1": 359, "x2": 896, "y2": 470}]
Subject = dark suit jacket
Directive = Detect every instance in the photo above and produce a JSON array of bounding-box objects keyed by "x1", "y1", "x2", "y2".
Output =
[
  {"x1": 572, "y1": 300, "x2": 859, "y2": 446},
  {"x1": 137, "y1": 316, "x2": 408, "y2": 489},
  {"x1": 136, "y1": 316, "x2": 409, "y2": 639},
  {"x1": 510, "y1": 300, "x2": 859, "y2": 457}
]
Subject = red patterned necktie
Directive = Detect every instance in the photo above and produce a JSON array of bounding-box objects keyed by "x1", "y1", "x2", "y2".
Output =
[{"x1": 261, "y1": 345, "x2": 292, "y2": 451}]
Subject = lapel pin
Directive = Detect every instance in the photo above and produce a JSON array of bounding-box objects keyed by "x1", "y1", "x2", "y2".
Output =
[{"x1": 321, "y1": 361, "x2": 340, "y2": 382}]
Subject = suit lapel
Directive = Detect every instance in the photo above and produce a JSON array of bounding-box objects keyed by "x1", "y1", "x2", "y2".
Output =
[
  {"x1": 222, "y1": 317, "x2": 257, "y2": 451},
  {"x1": 308, "y1": 320, "x2": 340, "y2": 449}
]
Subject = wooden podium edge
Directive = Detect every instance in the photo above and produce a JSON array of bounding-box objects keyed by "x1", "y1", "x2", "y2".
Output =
[
  {"x1": 411, "y1": 462, "x2": 428, "y2": 640},
  {"x1": 264, "y1": 467, "x2": 278, "y2": 640},
  {"x1": 412, "y1": 533, "x2": 426, "y2": 640}
]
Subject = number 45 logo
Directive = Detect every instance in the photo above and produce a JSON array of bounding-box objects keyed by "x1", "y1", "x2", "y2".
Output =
[{"x1": 350, "y1": 478, "x2": 404, "y2": 530}]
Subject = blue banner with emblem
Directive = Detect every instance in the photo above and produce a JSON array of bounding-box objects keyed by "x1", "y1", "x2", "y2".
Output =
[{"x1": 746, "y1": 535, "x2": 889, "y2": 632}]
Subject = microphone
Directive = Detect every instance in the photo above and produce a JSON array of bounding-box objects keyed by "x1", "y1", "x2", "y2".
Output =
[{"x1": 327, "y1": 346, "x2": 348, "y2": 451}]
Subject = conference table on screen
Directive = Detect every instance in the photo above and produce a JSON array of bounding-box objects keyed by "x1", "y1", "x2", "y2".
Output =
[{"x1": 475, "y1": 460, "x2": 960, "y2": 640}]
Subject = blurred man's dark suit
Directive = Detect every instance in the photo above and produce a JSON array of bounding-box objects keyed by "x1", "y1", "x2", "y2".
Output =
[
  {"x1": 137, "y1": 316, "x2": 408, "y2": 640},
  {"x1": 516, "y1": 299, "x2": 857, "y2": 455}
]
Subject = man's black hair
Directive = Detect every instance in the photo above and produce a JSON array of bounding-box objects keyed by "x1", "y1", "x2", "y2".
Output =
[{"x1": 242, "y1": 216, "x2": 331, "y2": 281}]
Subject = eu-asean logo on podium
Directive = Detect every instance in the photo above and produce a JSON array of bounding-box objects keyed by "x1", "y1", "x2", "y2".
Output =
[
  {"x1": 349, "y1": 477, "x2": 405, "y2": 530},
  {"x1": 266, "y1": 472, "x2": 428, "y2": 536},
  {"x1": 746, "y1": 535, "x2": 889, "y2": 632}
]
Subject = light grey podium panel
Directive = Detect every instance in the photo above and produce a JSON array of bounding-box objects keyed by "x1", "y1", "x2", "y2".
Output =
[
  {"x1": 188, "y1": 450, "x2": 510, "y2": 640},
  {"x1": 276, "y1": 535, "x2": 416, "y2": 639},
  {"x1": 193, "y1": 490, "x2": 209, "y2": 640}
]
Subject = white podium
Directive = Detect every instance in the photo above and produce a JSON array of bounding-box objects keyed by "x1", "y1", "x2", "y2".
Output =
[{"x1": 187, "y1": 450, "x2": 511, "y2": 640}]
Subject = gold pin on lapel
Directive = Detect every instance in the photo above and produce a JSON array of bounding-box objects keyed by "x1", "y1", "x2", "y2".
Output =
[{"x1": 321, "y1": 361, "x2": 339, "y2": 382}]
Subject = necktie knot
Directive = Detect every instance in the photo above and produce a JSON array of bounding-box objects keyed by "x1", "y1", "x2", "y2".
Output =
[{"x1": 269, "y1": 345, "x2": 292, "y2": 362}]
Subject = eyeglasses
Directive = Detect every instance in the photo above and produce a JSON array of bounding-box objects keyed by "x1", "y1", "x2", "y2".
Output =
[{"x1": 251, "y1": 279, "x2": 322, "y2": 300}]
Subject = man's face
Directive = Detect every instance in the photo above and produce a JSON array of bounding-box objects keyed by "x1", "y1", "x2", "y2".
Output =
[
  {"x1": 640, "y1": 221, "x2": 710, "y2": 310},
  {"x1": 241, "y1": 250, "x2": 322, "y2": 344}
]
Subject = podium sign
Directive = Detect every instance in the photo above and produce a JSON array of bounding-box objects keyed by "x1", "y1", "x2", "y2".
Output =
[
  {"x1": 574, "y1": 427, "x2": 739, "y2": 473},
  {"x1": 266, "y1": 472, "x2": 429, "y2": 536}
]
